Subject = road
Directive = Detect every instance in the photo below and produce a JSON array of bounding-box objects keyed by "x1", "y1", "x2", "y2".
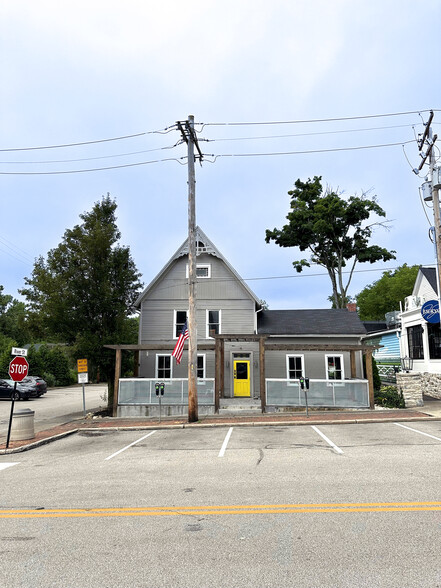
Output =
[
  {"x1": 0, "y1": 384, "x2": 108, "y2": 441},
  {"x1": 1, "y1": 421, "x2": 441, "y2": 587}
]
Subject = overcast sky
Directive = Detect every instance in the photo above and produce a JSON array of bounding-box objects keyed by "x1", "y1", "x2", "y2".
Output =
[{"x1": 1, "y1": 1, "x2": 440, "y2": 311}]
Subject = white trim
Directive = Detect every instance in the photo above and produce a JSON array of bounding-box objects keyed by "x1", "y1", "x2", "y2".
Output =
[
  {"x1": 155, "y1": 354, "x2": 173, "y2": 379},
  {"x1": 197, "y1": 354, "x2": 206, "y2": 379},
  {"x1": 286, "y1": 354, "x2": 305, "y2": 384},
  {"x1": 325, "y1": 354, "x2": 345, "y2": 381},
  {"x1": 206, "y1": 309, "x2": 221, "y2": 339},
  {"x1": 186, "y1": 263, "x2": 211, "y2": 279}
]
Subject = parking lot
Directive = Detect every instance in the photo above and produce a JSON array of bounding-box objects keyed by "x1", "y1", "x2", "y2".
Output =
[{"x1": 1, "y1": 420, "x2": 441, "y2": 587}]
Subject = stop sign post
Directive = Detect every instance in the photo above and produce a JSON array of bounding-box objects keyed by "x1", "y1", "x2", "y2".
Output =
[
  {"x1": 9, "y1": 356, "x2": 29, "y2": 382},
  {"x1": 6, "y1": 356, "x2": 30, "y2": 449}
]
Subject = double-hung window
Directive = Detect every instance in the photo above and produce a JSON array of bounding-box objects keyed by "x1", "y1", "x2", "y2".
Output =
[
  {"x1": 326, "y1": 355, "x2": 344, "y2": 380},
  {"x1": 286, "y1": 355, "x2": 304, "y2": 381},
  {"x1": 408, "y1": 325, "x2": 424, "y2": 359},
  {"x1": 174, "y1": 310, "x2": 188, "y2": 338},
  {"x1": 156, "y1": 355, "x2": 172, "y2": 379},
  {"x1": 206, "y1": 310, "x2": 221, "y2": 338},
  {"x1": 197, "y1": 355, "x2": 205, "y2": 379}
]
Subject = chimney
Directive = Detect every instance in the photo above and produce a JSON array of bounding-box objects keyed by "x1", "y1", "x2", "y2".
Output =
[{"x1": 346, "y1": 302, "x2": 357, "y2": 313}]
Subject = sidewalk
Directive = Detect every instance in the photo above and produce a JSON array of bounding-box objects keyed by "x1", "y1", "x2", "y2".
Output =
[{"x1": 2, "y1": 402, "x2": 441, "y2": 454}]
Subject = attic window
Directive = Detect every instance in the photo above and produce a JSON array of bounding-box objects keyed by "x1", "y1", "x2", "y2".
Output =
[{"x1": 186, "y1": 264, "x2": 211, "y2": 279}]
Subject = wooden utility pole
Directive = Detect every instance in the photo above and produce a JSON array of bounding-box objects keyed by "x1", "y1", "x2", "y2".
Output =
[{"x1": 186, "y1": 115, "x2": 198, "y2": 422}]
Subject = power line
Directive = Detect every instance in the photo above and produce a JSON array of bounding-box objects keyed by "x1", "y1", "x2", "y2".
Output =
[
  {"x1": 0, "y1": 156, "x2": 187, "y2": 175},
  {"x1": 0, "y1": 124, "x2": 178, "y2": 153},
  {"x1": 205, "y1": 122, "x2": 423, "y2": 143},
  {"x1": 202, "y1": 109, "x2": 439, "y2": 128},
  {"x1": 205, "y1": 140, "x2": 415, "y2": 161}
]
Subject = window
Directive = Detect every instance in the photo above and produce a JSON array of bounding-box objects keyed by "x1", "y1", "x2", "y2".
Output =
[
  {"x1": 207, "y1": 310, "x2": 221, "y2": 338},
  {"x1": 156, "y1": 355, "x2": 172, "y2": 379},
  {"x1": 286, "y1": 355, "x2": 304, "y2": 380},
  {"x1": 326, "y1": 355, "x2": 344, "y2": 380},
  {"x1": 174, "y1": 310, "x2": 188, "y2": 338},
  {"x1": 428, "y1": 323, "x2": 441, "y2": 359},
  {"x1": 408, "y1": 325, "x2": 424, "y2": 359},
  {"x1": 197, "y1": 355, "x2": 205, "y2": 379},
  {"x1": 186, "y1": 264, "x2": 211, "y2": 279}
]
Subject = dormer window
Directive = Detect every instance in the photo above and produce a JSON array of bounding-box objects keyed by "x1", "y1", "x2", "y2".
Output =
[{"x1": 186, "y1": 264, "x2": 211, "y2": 279}]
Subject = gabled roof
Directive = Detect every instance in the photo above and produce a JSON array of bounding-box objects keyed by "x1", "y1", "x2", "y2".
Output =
[
  {"x1": 419, "y1": 266, "x2": 437, "y2": 294},
  {"x1": 257, "y1": 309, "x2": 367, "y2": 336},
  {"x1": 134, "y1": 226, "x2": 261, "y2": 308}
]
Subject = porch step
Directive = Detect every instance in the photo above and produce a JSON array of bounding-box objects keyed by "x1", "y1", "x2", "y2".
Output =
[{"x1": 219, "y1": 398, "x2": 262, "y2": 416}]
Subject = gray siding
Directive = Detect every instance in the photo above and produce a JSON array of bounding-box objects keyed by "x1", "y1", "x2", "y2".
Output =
[{"x1": 140, "y1": 255, "x2": 256, "y2": 343}]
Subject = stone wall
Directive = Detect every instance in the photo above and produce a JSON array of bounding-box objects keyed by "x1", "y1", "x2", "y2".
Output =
[
  {"x1": 396, "y1": 373, "x2": 423, "y2": 407},
  {"x1": 420, "y1": 372, "x2": 441, "y2": 400}
]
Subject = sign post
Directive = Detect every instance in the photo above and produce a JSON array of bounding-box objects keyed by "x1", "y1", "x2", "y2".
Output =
[
  {"x1": 77, "y1": 359, "x2": 88, "y2": 417},
  {"x1": 6, "y1": 355, "x2": 30, "y2": 449}
]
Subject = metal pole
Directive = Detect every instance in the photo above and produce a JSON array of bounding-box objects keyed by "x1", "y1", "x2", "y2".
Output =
[
  {"x1": 187, "y1": 114, "x2": 198, "y2": 422},
  {"x1": 6, "y1": 382, "x2": 17, "y2": 449},
  {"x1": 82, "y1": 382, "x2": 86, "y2": 417}
]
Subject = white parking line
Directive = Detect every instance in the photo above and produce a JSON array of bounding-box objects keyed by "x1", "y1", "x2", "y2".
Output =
[
  {"x1": 0, "y1": 463, "x2": 19, "y2": 471},
  {"x1": 218, "y1": 427, "x2": 233, "y2": 457},
  {"x1": 311, "y1": 426, "x2": 344, "y2": 454},
  {"x1": 394, "y1": 423, "x2": 441, "y2": 442},
  {"x1": 105, "y1": 431, "x2": 157, "y2": 461}
]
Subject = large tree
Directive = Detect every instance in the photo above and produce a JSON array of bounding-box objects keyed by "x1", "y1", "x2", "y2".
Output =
[
  {"x1": 265, "y1": 176, "x2": 396, "y2": 308},
  {"x1": 356, "y1": 264, "x2": 419, "y2": 320},
  {"x1": 21, "y1": 195, "x2": 142, "y2": 380}
]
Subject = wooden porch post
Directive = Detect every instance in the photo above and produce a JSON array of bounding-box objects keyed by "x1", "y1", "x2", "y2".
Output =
[
  {"x1": 134, "y1": 350, "x2": 139, "y2": 377},
  {"x1": 259, "y1": 336, "x2": 266, "y2": 413},
  {"x1": 214, "y1": 338, "x2": 221, "y2": 413},
  {"x1": 112, "y1": 348, "x2": 122, "y2": 417},
  {"x1": 365, "y1": 349, "x2": 375, "y2": 409},
  {"x1": 350, "y1": 350, "x2": 356, "y2": 378},
  {"x1": 220, "y1": 339, "x2": 225, "y2": 399}
]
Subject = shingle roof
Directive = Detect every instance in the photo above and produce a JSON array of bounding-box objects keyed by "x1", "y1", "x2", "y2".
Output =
[
  {"x1": 257, "y1": 309, "x2": 367, "y2": 335},
  {"x1": 363, "y1": 321, "x2": 388, "y2": 334},
  {"x1": 420, "y1": 267, "x2": 437, "y2": 294}
]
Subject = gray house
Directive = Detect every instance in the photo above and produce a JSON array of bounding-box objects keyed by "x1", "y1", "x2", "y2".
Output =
[{"x1": 113, "y1": 228, "x2": 372, "y2": 415}]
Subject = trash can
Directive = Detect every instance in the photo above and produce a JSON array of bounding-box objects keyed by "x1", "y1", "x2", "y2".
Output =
[{"x1": 10, "y1": 408, "x2": 35, "y2": 441}]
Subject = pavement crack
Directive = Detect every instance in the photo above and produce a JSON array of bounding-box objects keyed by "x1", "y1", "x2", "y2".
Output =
[{"x1": 256, "y1": 448, "x2": 264, "y2": 466}]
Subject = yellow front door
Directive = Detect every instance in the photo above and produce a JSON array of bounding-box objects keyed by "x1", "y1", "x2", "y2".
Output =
[{"x1": 233, "y1": 360, "x2": 251, "y2": 397}]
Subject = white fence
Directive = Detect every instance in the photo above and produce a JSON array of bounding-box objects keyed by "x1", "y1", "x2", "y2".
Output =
[
  {"x1": 266, "y1": 379, "x2": 370, "y2": 408},
  {"x1": 118, "y1": 378, "x2": 215, "y2": 406}
]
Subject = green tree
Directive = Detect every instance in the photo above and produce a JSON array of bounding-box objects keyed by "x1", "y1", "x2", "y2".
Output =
[
  {"x1": 356, "y1": 264, "x2": 419, "y2": 320},
  {"x1": 20, "y1": 195, "x2": 142, "y2": 383},
  {"x1": 265, "y1": 176, "x2": 396, "y2": 308},
  {"x1": 0, "y1": 286, "x2": 30, "y2": 345}
]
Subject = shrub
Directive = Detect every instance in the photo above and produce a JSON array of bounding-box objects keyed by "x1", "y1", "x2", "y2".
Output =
[{"x1": 375, "y1": 385, "x2": 405, "y2": 409}]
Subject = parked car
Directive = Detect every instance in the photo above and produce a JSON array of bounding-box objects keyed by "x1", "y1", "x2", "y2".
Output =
[
  {"x1": 0, "y1": 379, "x2": 31, "y2": 401},
  {"x1": 19, "y1": 376, "x2": 48, "y2": 398}
]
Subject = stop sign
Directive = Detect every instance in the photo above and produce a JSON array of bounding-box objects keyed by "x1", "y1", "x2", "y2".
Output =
[{"x1": 9, "y1": 356, "x2": 29, "y2": 382}]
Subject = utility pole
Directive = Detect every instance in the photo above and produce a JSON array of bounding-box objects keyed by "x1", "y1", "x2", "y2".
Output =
[
  {"x1": 416, "y1": 111, "x2": 441, "y2": 299},
  {"x1": 177, "y1": 115, "x2": 204, "y2": 422}
]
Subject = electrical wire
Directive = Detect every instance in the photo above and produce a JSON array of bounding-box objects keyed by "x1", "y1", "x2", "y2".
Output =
[
  {"x1": 0, "y1": 156, "x2": 187, "y2": 175},
  {"x1": 0, "y1": 124, "x2": 178, "y2": 153},
  {"x1": 0, "y1": 142, "x2": 181, "y2": 165},
  {"x1": 202, "y1": 109, "x2": 439, "y2": 128},
  {"x1": 204, "y1": 140, "x2": 415, "y2": 162},
  {"x1": 205, "y1": 122, "x2": 422, "y2": 144}
]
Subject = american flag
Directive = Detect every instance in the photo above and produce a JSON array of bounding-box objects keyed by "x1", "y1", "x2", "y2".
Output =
[{"x1": 172, "y1": 322, "x2": 189, "y2": 364}]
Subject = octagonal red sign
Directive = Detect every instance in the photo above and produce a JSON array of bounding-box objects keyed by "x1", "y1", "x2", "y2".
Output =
[{"x1": 9, "y1": 356, "x2": 29, "y2": 382}]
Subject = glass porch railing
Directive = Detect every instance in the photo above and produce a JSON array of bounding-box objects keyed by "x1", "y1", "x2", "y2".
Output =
[
  {"x1": 266, "y1": 379, "x2": 369, "y2": 408},
  {"x1": 118, "y1": 378, "x2": 215, "y2": 406}
]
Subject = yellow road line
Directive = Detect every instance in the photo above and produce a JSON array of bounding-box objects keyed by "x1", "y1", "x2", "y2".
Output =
[{"x1": 1, "y1": 502, "x2": 441, "y2": 519}]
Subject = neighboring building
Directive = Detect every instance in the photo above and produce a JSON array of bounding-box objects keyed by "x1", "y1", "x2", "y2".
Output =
[
  {"x1": 118, "y1": 227, "x2": 372, "y2": 415},
  {"x1": 399, "y1": 266, "x2": 441, "y2": 374}
]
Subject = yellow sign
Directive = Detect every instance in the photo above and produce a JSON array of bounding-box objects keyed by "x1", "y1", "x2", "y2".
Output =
[{"x1": 77, "y1": 359, "x2": 88, "y2": 373}]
